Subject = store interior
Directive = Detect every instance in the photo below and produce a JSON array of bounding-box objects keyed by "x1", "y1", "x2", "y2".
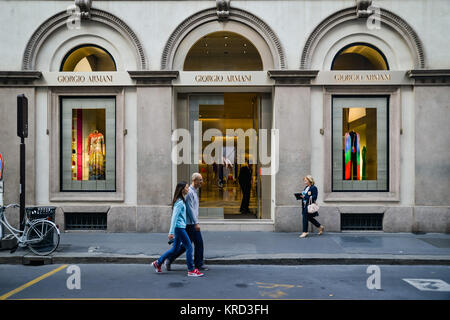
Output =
[{"x1": 197, "y1": 93, "x2": 259, "y2": 219}]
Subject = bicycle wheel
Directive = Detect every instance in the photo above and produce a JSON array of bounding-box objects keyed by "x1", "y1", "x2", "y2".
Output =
[{"x1": 26, "y1": 220, "x2": 60, "y2": 256}]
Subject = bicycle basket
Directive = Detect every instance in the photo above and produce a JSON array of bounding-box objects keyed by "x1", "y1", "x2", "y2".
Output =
[{"x1": 26, "y1": 207, "x2": 56, "y2": 222}]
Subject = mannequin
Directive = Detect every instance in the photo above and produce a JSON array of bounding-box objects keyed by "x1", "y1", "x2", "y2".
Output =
[
  {"x1": 344, "y1": 130, "x2": 361, "y2": 180},
  {"x1": 362, "y1": 146, "x2": 367, "y2": 180},
  {"x1": 88, "y1": 129, "x2": 106, "y2": 180}
]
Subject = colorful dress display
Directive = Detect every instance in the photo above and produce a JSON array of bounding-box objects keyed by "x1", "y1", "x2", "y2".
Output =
[
  {"x1": 362, "y1": 146, "x2": 367, "y2": 180},
  {"x1": 88, "y1": 130, "x2": 106, "y2": 180},
  {"x1": 344, "y1": 131, "x2": 361, "y2": 180}
]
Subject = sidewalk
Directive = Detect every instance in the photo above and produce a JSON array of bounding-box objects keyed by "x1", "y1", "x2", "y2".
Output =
[{"x1": 1, "y1": 231, "x2": 450, "y2": 265}]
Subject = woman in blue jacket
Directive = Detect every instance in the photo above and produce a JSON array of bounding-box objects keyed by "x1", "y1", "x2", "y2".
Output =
[
  {"x1": 299, "y1": 175, "x2": 324, "y2": 238},
  {"x1": 152, "y1": 181, "x2": 204, "y2": 277}
]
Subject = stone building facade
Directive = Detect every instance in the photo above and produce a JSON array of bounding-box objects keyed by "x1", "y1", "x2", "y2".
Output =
[{"x1": 0, "y1": 0, "x2": 449, "y2": 233}]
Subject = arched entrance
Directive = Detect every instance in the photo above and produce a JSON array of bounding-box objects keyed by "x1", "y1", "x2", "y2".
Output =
[{"x1": 173, "y1": 25, "x2": 275, "y2": 221}]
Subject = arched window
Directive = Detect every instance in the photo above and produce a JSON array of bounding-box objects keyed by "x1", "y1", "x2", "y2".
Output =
[
  {"x1": 184, "y1": 31, "x2": 263, "y2": 71},
  {"x1": 331, "y1": 43, "x2": 389, "y2": 70},
  {"x1": 61, "y1": 45, "x2": 116, "y2": 72}
]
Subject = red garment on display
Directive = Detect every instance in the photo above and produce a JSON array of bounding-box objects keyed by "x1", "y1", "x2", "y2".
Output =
[{"x1": 77, "y1": 109, "x2": 83, "y2": 180}]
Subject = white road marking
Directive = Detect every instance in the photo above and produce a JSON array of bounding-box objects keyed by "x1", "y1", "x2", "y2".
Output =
[{"x1": 403, "y1": 279, "x2": 450, "y2": 292}]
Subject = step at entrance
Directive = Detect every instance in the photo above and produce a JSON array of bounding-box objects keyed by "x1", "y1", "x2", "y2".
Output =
[{"x1": 200, "y1": 219, "x2": 274, "y2": 231}]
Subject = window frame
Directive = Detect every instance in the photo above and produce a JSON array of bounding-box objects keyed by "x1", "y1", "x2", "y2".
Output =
[
  {"x1": 59, "y1": 96, "x2": 117, "y2": 192},
  {"x1": 331, "y1": 42, "x2": 390, "y2": 71},
  {"x1": 60, "y1": 44, "x2": 117, "y2": 72},
  {"x1": 323, "y1": 87, "x2": 400, "y2": 202},
  {"x1": 49, "y1": 87, "x2": 124, "y2": 202},
  {"x1": 331, "y1": 94, "x2": 390, "y2": 192}
]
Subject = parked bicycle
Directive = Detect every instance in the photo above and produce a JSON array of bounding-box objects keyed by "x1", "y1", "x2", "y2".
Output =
[{"x1": 0, "y1": 204, "x2": 60, "y2": 256}]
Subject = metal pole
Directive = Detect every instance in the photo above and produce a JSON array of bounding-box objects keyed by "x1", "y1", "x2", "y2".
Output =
[
  {"x1": 0, "y1": 153, "x2": 4, "y2": 208},
  {"x1": 20, "y1": 137, "x2": 25, "y2": 231},
  {"x1": 17, "y1": 94, "x2": 28, "y2": 232}
]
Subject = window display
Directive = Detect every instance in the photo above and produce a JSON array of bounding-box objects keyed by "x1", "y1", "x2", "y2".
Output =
[
  {"x1": 332, "y1": 96, "x2": 388, "y2": 191},
  {"x1": 342, "y1": 107, "x2": 377, "y2": 181},
  {"x1": 62, "y1": 97, "x2": 115, "y2": 191},
  {"x1": 87, "y1": 129, "x2": 106, "y2": 180}
]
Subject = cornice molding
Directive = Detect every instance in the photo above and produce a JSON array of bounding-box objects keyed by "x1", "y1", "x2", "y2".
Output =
[
  {"x1": 0, "y1": 71, "x2": 42, "y2": 85},
  {"x1": 128, "y1": 70, "x2": 179, "y2": 86},
  {"x1": 268, "y1": 70, "x2": 318, "y2": 85},
  {"x1": 407, "y1": 69, "x2": 450, "y2": 86}
]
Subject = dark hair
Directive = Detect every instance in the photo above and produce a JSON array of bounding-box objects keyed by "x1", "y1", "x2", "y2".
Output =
[{"x1": 172, "y1": 181, "x2": 188, "y2": 208}]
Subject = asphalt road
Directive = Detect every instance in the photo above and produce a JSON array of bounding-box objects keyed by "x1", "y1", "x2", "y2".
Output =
[{"x1": 1, "y1": 264, "x2": 450, "y2": 301}]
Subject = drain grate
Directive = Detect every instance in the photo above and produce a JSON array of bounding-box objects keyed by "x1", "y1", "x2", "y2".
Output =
[
  {"x1": 65, "y1": 212, "x2": 107, "y2": 230},
  {"x1": 341, "y1": 213, "x2": 383, "y2": 231}
]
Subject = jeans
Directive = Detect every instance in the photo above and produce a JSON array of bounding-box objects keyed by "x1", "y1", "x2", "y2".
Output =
[
  {"x1": 302, "y1": 206, "x2": 321, "y2": 233},
  {"x1": 168, "y1": 224, "x2": 204, "y2": 268},
  {"x1": 157, "y1": 227, "x2": 194, "y2": 271}
]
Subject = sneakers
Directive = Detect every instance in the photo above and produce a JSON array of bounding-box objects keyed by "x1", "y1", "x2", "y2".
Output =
[
  {"x1": 154, "y1": 261, "x2": 204, "y2": 277},
  {"x1": 188, "y1": 268, "x2": 204, "y2": 277},
  {"x1": 164, "y1": 259, "x2": 172, "y2": 271},
  {"x1": 299, "y1": 232, "x2": 309, "y2": 238},
  {"x1": 152, "y1": 261, "x2": 162, "y2": 273}
]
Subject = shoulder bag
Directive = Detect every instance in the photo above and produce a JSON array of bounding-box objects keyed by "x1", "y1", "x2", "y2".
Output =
[{"x1": 307, "y1": 195, "x2": 319, "y2": 214}]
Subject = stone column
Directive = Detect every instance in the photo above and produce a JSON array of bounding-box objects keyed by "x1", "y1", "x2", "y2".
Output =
[
  {"x1": 0, "y1": 72, "x2": 41, "y2": 228},
  {"x1": 128, "y1": 71, "x2": 179, "y2": 232},
  {"x1": 408, "y1": 70, "x2": 450, "y2": 233},
  {"x1": 268, "y1": 70, "x2": 318, "y2": 232}
]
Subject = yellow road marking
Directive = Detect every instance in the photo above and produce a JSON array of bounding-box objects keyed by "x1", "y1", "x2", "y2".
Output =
[
  {"x1": 0, "y1": 264, "x2": 68, "y2": 300},
  {"x1": 256, "y1": 282, "x2": 304, "y2": 299},
  {"x1": 256, "y1": 282, "x2": 302, "y2": 289},
  {"x1": 259, "y1": 289, "x2": 288, "y2": 299},
  {"x1": 14, "y1": 298, "x2": 325, "y2": 300}
]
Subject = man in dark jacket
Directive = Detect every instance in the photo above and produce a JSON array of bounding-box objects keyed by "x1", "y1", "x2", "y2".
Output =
[{"x1": 239, "y1": 161, "x2": 252, "y2": 214}]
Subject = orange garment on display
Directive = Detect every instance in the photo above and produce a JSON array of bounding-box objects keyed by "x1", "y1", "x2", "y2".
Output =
[{"x1": 87, "y1": 130, "x2": 106, "y2": 180}]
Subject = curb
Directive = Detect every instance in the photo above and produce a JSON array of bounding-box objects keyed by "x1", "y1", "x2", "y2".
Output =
[{"x1": 1, "y1": 254, "x2": 450, "y2": 266}]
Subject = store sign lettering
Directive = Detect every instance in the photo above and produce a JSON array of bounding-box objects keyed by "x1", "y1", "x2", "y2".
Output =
[
  {"x1": 194, "y1": 74, "x2": 252, "y2": 83},
  {"x1": 334, "y1": 73, "x2": 391, "y2": 82},
  {"x1": 57, "y1": 75, "x2": 114, "y2": 84}
]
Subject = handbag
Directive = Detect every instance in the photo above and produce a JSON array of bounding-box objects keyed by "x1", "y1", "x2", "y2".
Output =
[{"x1": 307, "y1": 195, "x2": 319, "y2": 214}]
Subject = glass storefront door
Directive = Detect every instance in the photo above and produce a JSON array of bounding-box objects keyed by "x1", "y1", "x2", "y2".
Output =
[{"x1": 176, "y1": 92, "x2": 272, "y2": 219}]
